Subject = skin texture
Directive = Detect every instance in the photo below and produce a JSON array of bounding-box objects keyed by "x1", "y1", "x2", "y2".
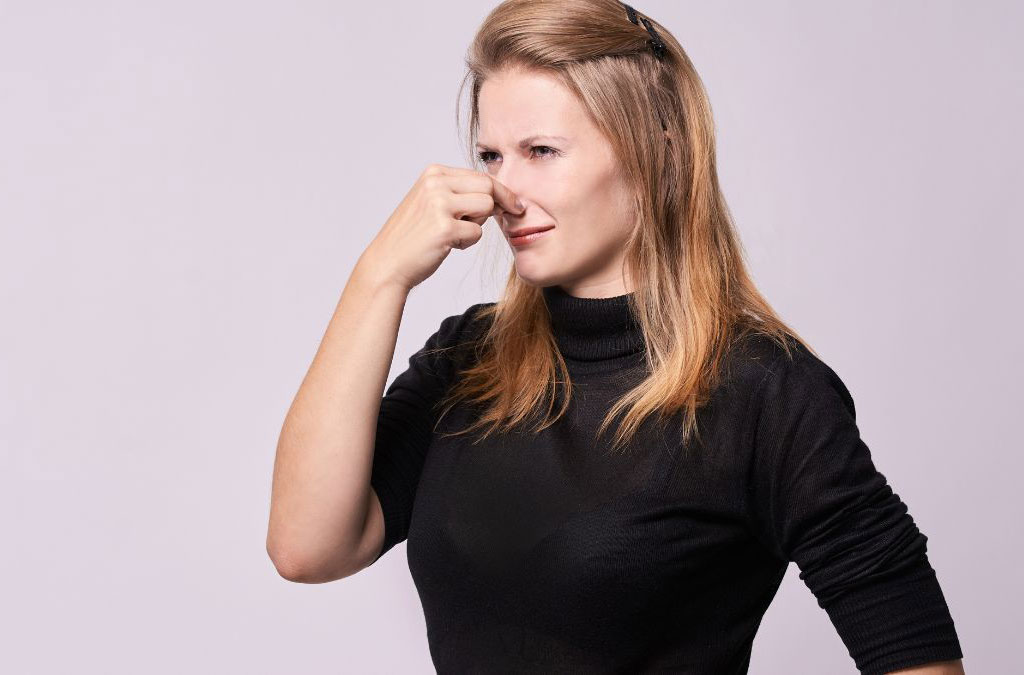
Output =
[{"x1": 476, "y1": 67, "x2": 636, "y2": 299}]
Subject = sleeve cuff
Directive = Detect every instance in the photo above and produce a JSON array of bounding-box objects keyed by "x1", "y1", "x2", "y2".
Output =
[{"x1": 820, "y1": 554, "x2": 964, "y2": 675}]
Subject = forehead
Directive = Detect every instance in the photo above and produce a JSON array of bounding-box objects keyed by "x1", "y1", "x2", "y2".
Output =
[{"x1": 476, "y1": 69, "x2": 588, "y2": 145}]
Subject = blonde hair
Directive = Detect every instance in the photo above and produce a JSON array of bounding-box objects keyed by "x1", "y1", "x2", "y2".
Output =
[{"x1": 434, "y1": 0, "x2": 814, "y2": 453}]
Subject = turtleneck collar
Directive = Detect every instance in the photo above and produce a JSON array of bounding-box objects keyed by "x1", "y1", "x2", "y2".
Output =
[{"x1": 541, "y1": 285, "x2": 646, "y2": 362}]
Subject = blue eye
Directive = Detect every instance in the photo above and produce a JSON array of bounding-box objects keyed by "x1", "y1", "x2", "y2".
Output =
[{"x1": 477, "y1": 145, "x2": 560, "y2": 164}]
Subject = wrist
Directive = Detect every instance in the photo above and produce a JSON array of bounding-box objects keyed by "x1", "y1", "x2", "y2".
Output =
[{"x1": 352, "y1": 249, "x2": 411, "y2": 296}]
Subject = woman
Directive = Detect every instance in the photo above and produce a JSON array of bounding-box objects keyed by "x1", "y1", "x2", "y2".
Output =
[{"x1": 267, "y1": 1, "x2": 965, "y2": 672}]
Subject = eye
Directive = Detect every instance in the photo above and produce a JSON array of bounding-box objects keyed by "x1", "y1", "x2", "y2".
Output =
[{"x1": 476, "y1": 145, "x2": 561, "y2": 165}]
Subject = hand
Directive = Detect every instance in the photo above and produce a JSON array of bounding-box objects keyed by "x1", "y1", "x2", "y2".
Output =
[{"x1": 362, "y1": 163, "x2": 525, "y2": 292}]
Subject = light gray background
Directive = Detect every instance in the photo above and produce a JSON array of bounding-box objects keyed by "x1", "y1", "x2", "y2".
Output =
[{"x1": 1, "y1": 1, "x2": 1018, "y2": 672}]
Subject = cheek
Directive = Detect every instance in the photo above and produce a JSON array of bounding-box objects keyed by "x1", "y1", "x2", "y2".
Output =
[
  {"x1": 549, "y1": 198, "x2": 629, "y2": 266},
  {"x1": 550, "y1": 164, "x2": 622, "y2": 222},
  {"x1": 524, "y1": 161, "x2": 632, "y2": 253},
  {"x1": 576, "y1": 175, "x2": 632, "y2": 240}
]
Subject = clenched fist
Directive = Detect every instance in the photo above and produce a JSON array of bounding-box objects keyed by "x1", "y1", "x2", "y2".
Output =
[{"x1": 362, "y1": 163, "x2": 525, "y2": 292}]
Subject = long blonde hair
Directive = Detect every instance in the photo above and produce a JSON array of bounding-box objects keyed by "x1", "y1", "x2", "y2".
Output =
[{"x1": 434, "y1": 0, "x2": 814, "y2": 453}]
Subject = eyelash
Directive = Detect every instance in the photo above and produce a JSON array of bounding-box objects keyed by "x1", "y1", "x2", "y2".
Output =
[{"x1": 476, "y1": 145, "x2": 561, "y2": 164}]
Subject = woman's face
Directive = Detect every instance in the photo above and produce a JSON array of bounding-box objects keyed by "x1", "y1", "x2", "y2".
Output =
[{"x1": 476, "y1": 68, "x2": 636, "y2": 298}]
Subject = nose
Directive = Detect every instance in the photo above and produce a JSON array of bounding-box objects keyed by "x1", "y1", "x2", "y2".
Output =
[{"x1": 494, "y1": 165, "x2": 527, "y2": 222}]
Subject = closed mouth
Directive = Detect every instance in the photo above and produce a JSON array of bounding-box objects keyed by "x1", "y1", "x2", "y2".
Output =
[{"x1": 507, "y1": 225, "x2": 555, "y2": 238}]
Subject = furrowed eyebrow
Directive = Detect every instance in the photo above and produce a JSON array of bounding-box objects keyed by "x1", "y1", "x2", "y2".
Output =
[{"x1": 475, "y1": 135, "x2": 568, "y2": 150}]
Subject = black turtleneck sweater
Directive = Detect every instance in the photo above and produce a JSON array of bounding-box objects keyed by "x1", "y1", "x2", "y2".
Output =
[{"x1": 367, "y1": 286, "x2": 963, "y2": 674}]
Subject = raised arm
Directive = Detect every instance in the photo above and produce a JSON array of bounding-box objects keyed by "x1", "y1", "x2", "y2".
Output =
[
  {"x1": 265, "y1": 163, "x2": 521, "y2": 583},
  {"x1": 266, "y1": 253, "x2": 410, "y2": 583}
]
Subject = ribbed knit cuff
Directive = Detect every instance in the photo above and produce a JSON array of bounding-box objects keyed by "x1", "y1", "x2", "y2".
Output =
[{"x1": 823, "y1": 558, "x2": 963, "y2": 674}]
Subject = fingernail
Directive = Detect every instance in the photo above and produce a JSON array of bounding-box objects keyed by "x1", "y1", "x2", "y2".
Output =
[{"x1": 515, "y1": 198, "x2": 525, "y2": 211}]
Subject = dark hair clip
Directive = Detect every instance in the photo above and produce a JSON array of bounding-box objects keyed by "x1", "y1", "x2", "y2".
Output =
[{"x1": 621, "y1": 2, "x2": 667, "y2": 60}]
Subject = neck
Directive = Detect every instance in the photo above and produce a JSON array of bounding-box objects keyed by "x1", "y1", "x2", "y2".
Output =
[{"x1": 541, "y1": 285, "x2": 645, "y2": 363}]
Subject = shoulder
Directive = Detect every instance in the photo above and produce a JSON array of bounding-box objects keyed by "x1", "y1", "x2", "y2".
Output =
[
  {"x1": 431, "y1": 301, "x2": 496, "y2": 347},
  {"x1": 722, "y1": 331, "x2": 856, "y2": 419},
  {"x1": 417, "y1": 301, "x2": 497, "y2": 371},
  {"x1": 392, "y1": 301, "x2": 496, "y2": 389}
]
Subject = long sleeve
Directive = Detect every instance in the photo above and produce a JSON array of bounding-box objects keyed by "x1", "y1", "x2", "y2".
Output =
[
  {"x1": 745, "y1": 343, "x2": 963, "y2": 674},
  {"x1": 367, "y1": 302, "x2": 491, "y2": 565}
]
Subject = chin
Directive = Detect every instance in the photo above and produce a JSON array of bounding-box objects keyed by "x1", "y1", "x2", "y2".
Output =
[
  {"x1": 512, "y1": 250, "x2": 576, "y2": 289},
  {"x1": 514, "y1": 267, "x2": 573, "y2": 291},
  {"x1": 513, "y1": 267, "x2": 556, "y2": 288}
]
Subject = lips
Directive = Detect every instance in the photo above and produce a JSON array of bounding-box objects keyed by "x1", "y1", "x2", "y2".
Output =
[{"x1": 506, "y1": 225, "x2": 555, "y2": 238}]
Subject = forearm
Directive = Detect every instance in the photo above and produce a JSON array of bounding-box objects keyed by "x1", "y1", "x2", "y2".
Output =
[{"x1": 267, "y1": 249, "x2": 409, "y2": 581}]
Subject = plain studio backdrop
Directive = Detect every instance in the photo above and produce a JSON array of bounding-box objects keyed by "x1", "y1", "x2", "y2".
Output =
[{"x1": 1, "y1": 1, "x2": 1019, "y2": 672}]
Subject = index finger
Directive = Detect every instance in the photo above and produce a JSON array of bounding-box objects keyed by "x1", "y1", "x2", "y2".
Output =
[{"x1": 433, "y1": 164, "x2": 524, "y2": 215}]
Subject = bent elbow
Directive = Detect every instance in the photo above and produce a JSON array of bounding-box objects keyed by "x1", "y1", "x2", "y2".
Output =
[{"x1": 267, "y1": 541, "x2": 357, "y2": 584}]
